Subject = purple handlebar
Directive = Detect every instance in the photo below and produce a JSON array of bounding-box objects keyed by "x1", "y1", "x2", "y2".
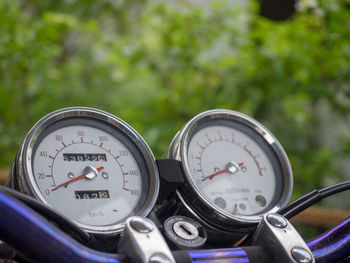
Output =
[
  {"x1": 308, "y1": 217, "x2": 350, "y2": 263},
  {"x1": 0, "y1": 190, "x2": 348, "y2": 263},
  {"x1": 0, "y1": 191, "x2": 124, "y2": 263}
]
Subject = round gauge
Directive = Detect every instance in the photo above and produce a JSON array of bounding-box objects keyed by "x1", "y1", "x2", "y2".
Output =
[
  {"x1": 13, "y1": 107, "x2": 159, "y2": 235},
  {"x1": 168, "y1": 109, "x2": 292, "y2": 230}
]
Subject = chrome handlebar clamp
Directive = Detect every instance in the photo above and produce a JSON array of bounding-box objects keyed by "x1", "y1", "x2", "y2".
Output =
[
  {"x1": 251, "y1": 213, "x2": 315, "y2": 263},
  {"x1": 118, "y1": 217, "x2": 176, "y2": 263}
]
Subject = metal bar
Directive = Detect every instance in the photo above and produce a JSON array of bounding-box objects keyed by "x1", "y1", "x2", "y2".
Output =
[
  {"x1": 188, "y1": 247, "x2": 249, "y2": 263},
  {"x1": 308, "y1": 217, "x2": 350, "y2": 263},
  {"x1": 0, "y1": 190, "x2": 124, "y2": 263}
]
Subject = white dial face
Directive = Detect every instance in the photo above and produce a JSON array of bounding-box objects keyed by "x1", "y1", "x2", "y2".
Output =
[
  {"x1": 186, "y1": 122, "x2": 277, "y2": 216},
  {"x1": 32, "y1": 124, "x2": 144, "y2": 227}
]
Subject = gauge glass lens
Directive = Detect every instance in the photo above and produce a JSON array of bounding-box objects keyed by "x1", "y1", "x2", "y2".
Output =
[
  {"x1": 186, "y1": 119, "x2": 282, "y2": 216},
  {"x1": 32, "y1": 118, "x2": 148, "y2": 227}
]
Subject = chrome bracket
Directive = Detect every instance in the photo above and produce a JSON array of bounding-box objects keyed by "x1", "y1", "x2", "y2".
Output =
[
  {"x1": 118, "y1": 217, "x2": 175, "y2": 263},
  {"x1": 251, "y1": 213, "x2": 315, "y2": 263}
]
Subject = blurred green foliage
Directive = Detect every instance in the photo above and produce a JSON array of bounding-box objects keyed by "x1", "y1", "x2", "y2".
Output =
[{"x1": 0, "y1": 0, "x2": 349, "y2": 204}]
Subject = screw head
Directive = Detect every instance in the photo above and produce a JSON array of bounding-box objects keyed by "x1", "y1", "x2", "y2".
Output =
[
  {"x1": 267, "y1": 214, "x2": 288, "y2": 228},
  {"x1": 102, "y1": 171, "x2": 109, "y2": 178},
  {"x1": 130, "y1": 217, "x2": 154, "y2": 233},
  {"x1": 291, "y1": 246, "x2": 313, "y2": 263}
]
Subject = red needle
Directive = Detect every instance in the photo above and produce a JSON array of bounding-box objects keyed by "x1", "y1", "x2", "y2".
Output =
[
  {"x1": 51, "y1": 166, "x2": 104, "y2": 191},
  {"x1": 201, "y1": 168, "x2": 229, "y2": 181}
]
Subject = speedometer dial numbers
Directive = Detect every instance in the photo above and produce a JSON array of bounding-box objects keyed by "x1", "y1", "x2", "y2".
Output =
[
  {"x1": 33, "y1": 125, "x2": 143, "y2": 227},
  {"x1": 168, "y1": 109, "x2": 293, "y2": 230},
  {"x1": 14, "y1": 108, "x2": 159, "y2": 235}
]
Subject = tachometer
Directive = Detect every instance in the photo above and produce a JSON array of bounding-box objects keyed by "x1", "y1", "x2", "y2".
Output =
[
  {"x1": 11, "y1": 107, "x2": 159, "y2": 235},
  {"x1": 168, "y1": 109, "x2": 292, "y2": 231}
]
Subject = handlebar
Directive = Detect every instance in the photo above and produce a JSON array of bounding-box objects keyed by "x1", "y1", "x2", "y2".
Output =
[
  {"x1": 172, "y1": 247, "x2": 272, "y2": 263},
  {"x1": 0, "y1": 191, "x2": 123, "y2": 263},
  {"x1": 307, "y1": 217, "x2": 350, "y2": 263},
  {"x1": 0, "y1": 189, "x2": 349, "y2": 263}
]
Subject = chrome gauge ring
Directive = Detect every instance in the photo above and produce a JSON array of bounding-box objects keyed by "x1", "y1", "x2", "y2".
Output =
[
  {"x1": 168, "y1": 109, "x2": 293, "y2": 231},
  {"x1": 13, "y1": 107, "x2": 159, "y2": 235}
]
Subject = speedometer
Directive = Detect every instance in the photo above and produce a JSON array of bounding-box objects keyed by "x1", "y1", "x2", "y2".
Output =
[
  {"x1": 11, "y1": 107, "x2": 159, "y2": 235},
  {"x1": 168, "y1": 109, "x2": 293, "y2": 231}
]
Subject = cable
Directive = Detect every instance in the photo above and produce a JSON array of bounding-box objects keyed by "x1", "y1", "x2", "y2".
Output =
[
  {"x1": 280, "y1": 181, "x2": 350, "y2": 219},
  {"x1": 319, "y1": 181, "x2": 350, "y2": 199},
  {"x1": 0, "y1": 186, "x2": 96, "y2": 246}
]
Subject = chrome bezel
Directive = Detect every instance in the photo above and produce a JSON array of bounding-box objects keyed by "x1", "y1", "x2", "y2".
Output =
[
  {"x1": 168, "y1": 109, "x2": 293, "y2": 230},
  {"x1": 16, "y1": 107, "x2": 159, "y2": 235}
]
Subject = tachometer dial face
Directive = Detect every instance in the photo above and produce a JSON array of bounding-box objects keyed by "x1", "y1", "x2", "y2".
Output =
[
  {"x1": 17, "y1": 108, "x2": 159, "y2": 235},
  {"x1": 186, "y1": 120, "x2": 278, "y2": 216},
  {"x1": 169, "y1": 109, "x2": 293, "y2": 227}
]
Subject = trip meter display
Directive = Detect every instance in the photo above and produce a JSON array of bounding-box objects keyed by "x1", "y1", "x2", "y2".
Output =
[
  {"x1": 12, "y1": 107, "x2": 159, "y2": 235},
  {"x1": 169, "y1": 109, "x2": 293, "y2": 231}
]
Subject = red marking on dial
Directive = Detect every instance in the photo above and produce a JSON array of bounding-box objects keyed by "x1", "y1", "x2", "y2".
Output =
[{"x1": 51, "y1": 166, "x2": 104, "y2": 191}]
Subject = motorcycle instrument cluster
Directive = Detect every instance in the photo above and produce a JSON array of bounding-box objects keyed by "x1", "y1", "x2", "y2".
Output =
[
  {"x1": 11, "y1": 107, "x2": 159, "y2": 235},
  {"x1": 10, "y1": 107, "x2": 293, "y2": 238}
]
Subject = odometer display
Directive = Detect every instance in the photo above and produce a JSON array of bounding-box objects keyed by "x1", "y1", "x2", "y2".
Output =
[{"x1": 63, "y1": 153, "x2": 107, "y2": 162}]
